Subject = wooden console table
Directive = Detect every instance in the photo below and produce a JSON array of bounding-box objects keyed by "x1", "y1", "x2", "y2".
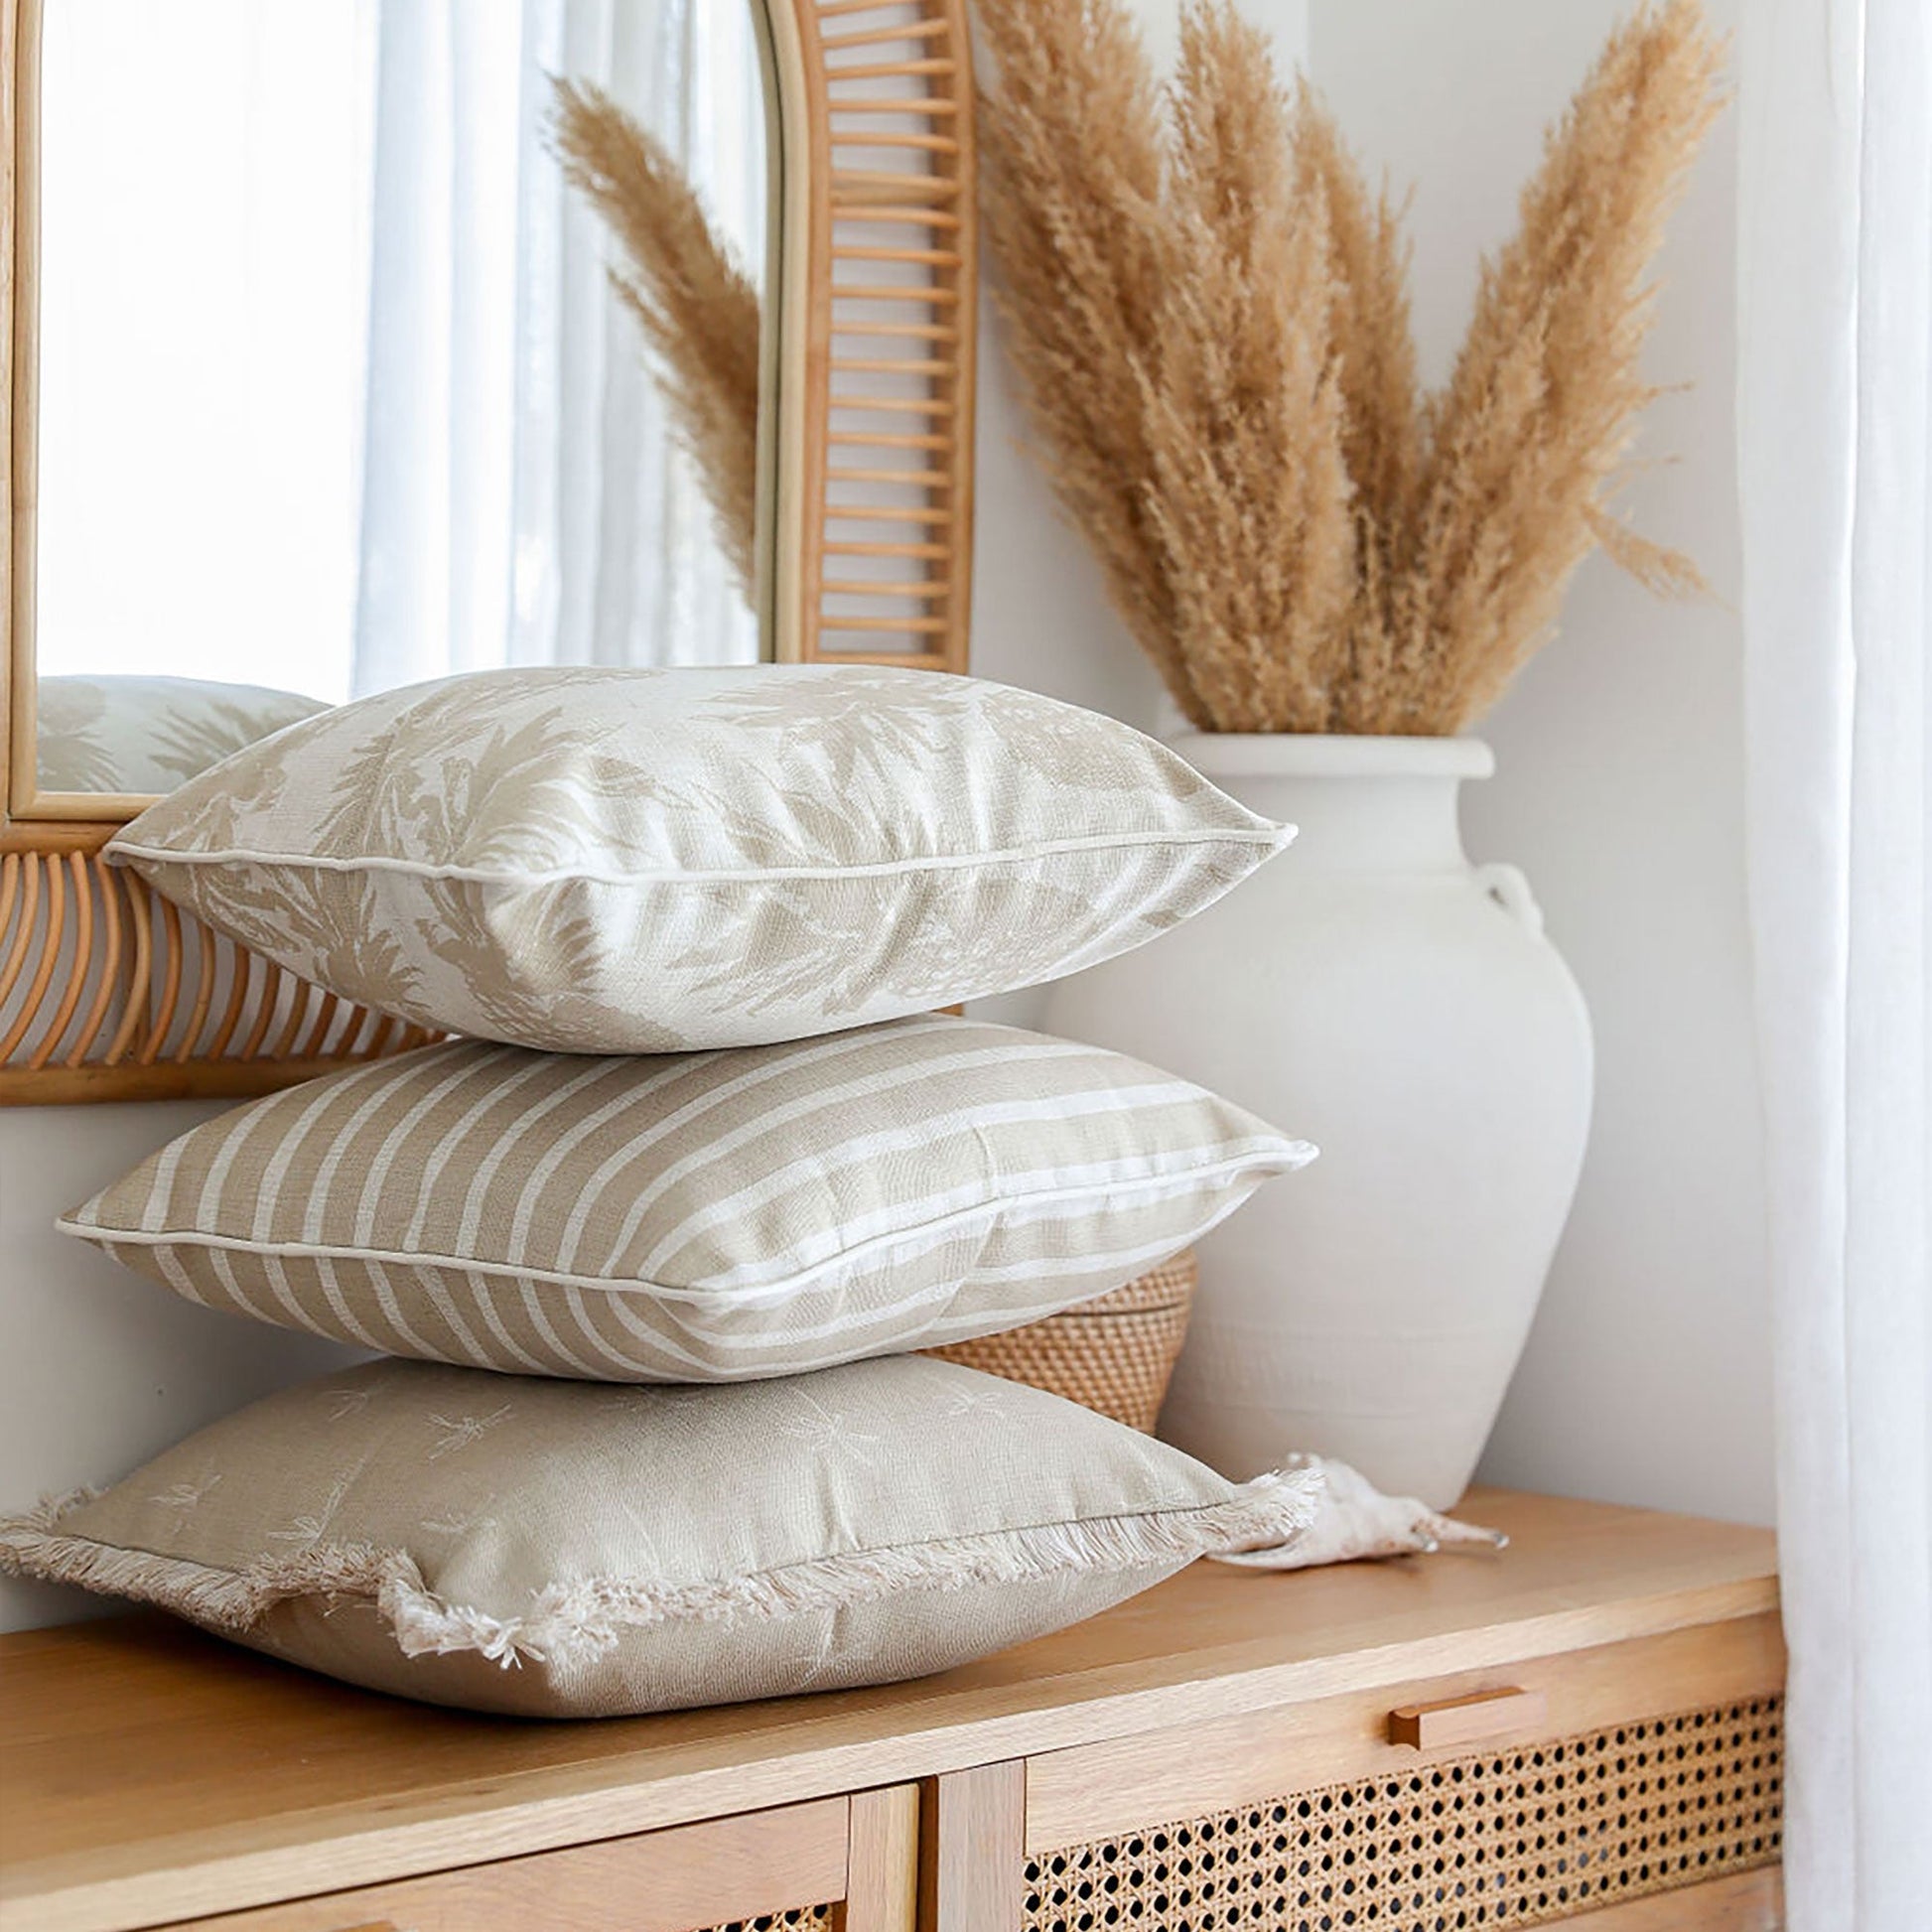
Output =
[{"x1": 0, "y1": 1490, "x2": 1784, "y2": 1932}]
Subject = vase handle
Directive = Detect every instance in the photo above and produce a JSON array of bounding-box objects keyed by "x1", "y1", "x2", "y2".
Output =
[{"x1": 1476, "y1": 862, "x2": 1545, "y2": 938}]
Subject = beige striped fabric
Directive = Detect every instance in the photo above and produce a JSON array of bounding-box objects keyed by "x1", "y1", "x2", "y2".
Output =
[{"x1": 62, "y1": 1018, "x2": 1315, "y2": 1383}]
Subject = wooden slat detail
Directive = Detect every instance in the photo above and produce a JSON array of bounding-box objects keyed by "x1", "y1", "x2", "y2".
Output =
[
  {"x1": 294, "y1": 988, "x2": 343, "y2": 1063},
  {"x1": 64, "y1": 856, "x2": 122, "y2": 1065},
  {"x1": 266, "y1": 978, "x2": 314, "y2": 1063},
  {"x1": 105, "y1": 868, "x2": 153, "y2": 1063},
  {"x1": 27, "y1": 848, "x2": 85, "y2": 1065},
  {"x1": 822, "y1": 315, "x2": 958, "y2": 334},
  {"x1": 1560, "y1": 1866, "x2": 1783, "y2": 1930},
  {"x1": 824, "y1": 579, "x2": 951, "y2": 600},
  {"x1": 827, "y1": 536, "x2": 951, "y2": 556},
  {"x1": 830, "y1": 171, "x2": 962, "y2": 203},
  {"x1": 828, "y1": 132, "x2": 961, "y2": 155},
  {"x1": 816, "y1": 0, "x2": 927, "y2": 19},
  {"x1": 1, "y1": 844, "x2": 61, "y2": 1057},
  {"x1": 831, "y1": 102, "x2": 962, "y2": 124},
  {"x1": 138, "y1": 892, "x2": 184, "y2": 1064},
  {"x1": 821, "y1": 616, "x2": 950, "y2": 635},
  {"x1": 0, "y1": 860, "x2": 44, "y2": 1056},
  {"x1": 826, "y1": 506, "x2": 954, "y2": 526},
  {"x1": 0, "y1": 849, "x2": 423, "y2": 1104},
  {"x1": 0, "y1": 854, "x2": 43, "y2": 1058},
  {"x1": 776, "y1": 0, "x2": 975, "y2": 674},
  {"x1": 833, "y1": 322, "x2": 960, "y2": 342},
  {"x1": 922, "y1": 1764, "x2": 1025, "y2": 1932},
  {"x1": 831, "y1": 282, "x2": 962, "y2": 306},
  {"x1": 823, "y1": 16, "x2": 952, "y2": 51},
  {"x1": 235, "y1": 956, "x2": 283, "y2": 1063},
  {"x1": 149, "y1": 1800, "x2": 852, "y2": 1932},
  {"x1": 826, "y1": 466, "x2": 954, "y2": 489},
  {"x1": 1024, "y1": 1615, "x2": 1787, "y2": 1856},
  {"x1": 839, "y1": 1787, "x2": 920, "y2": 1932},
  {"x1": 828, "y1": 430, "x2": 954, "y2": 452},
  {"x1": 173, "y1": 917, "x2": 219, "y2": 1067},
  {"x1": 823, "y1": 59, "x2": 957, "y2": 84},
  {"x1": 835, "y1": 202, "x2": 963, "y2": 223},
  {"x1": 203, "y1": 941, "x2": 253, "y2": 1063}
]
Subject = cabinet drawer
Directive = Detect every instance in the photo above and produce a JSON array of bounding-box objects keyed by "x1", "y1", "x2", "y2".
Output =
[
  {"x1": 162, "y1": 1790, "x2": 918, "y2": 1932},
  {"x1": 1023, "y1": 1617, "x2": 1784, "y2": 1931}
]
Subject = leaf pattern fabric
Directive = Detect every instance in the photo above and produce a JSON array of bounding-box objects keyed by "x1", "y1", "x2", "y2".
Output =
[
  {"x1": 0, "y1": 1355, "x2": 1322, "y2": 1718},
  {"x1": 104, "y1": 665, "x2": 1292, "y2": 1051},
  {"x1": 60, "y1": 1017, "x2": 1316, "y2": 1383},
  {"x1": 36, "y1": 675, "x2": 326, "y2": 795}
]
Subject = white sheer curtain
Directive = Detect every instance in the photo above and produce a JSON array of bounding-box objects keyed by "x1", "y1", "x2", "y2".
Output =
[
  {"x1": 1737, "y1": 3, "x2": 1932, "y2": 1927},
  {"x1": 352, "y1": 0, "x2": 763, "y2": 696}
]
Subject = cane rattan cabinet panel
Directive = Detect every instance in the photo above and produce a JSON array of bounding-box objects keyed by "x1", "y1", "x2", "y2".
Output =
[
  {"x1": 1016, "y1": 1615, "x2": 1788, "y2": 1924},
  {"x1": 0, "y1": 1491, "x2": 1780, "y2": 1932},
  {"x1": 144, "y1": 1800, "x2": 885, "y2": 1932},
  {"x1": 152, "y1": 1805, "x2": 863, "y2": 1932},
  {"x1": 1023, "y1": 1697, "x2": 1783, "y2": 1932}
]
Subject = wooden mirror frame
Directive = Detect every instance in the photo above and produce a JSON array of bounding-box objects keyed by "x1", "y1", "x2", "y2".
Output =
[{"x1": 0, "y1": 0, "x2": 975, "y2": 1105}]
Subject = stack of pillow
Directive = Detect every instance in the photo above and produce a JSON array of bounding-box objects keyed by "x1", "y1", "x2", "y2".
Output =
[{"x1": 1, "y1": 665, "x2": 1321, "y2": 1719}]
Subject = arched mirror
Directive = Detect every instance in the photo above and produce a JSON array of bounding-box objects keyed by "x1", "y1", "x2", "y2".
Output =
[
  {"x1": 30, "y1": 0, "x2": 776, "y2": 805},
  {"x1": 0, "y1": 0, "x2": 976, "y2": 1100}
]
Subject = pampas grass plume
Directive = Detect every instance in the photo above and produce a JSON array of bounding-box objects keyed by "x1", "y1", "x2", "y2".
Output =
[{"x1": 974, "y1": 0, "x2": 1725, "y2": 735}]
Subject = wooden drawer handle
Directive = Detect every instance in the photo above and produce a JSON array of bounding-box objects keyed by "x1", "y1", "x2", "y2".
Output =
[{"x1": 1388, "y1": 1686, "x2": 1549, "y2": 1751}]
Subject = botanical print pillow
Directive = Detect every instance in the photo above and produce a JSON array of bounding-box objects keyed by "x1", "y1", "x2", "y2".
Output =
[
  {"x1": 36, "y1": 674, "x2": 327, "y2": 795},
  {"x1": 104, "y1": 665, "x2": 1292, "y2": 1052},
  {"x1": 0, "y1": 1356, "x2": 1322, "y2": 1718},
  {"x1": 61, "y1": 1017, "x2": 1316, "y2": 1382}
]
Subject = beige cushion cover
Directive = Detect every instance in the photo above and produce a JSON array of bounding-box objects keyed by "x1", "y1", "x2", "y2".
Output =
[
  {"x1": 104, "y1": 665, "x2": 1292, "y2": 1052},
  {"x1": 0, "y1": 1356, "x2": 1319, "y2": 1718},
  {"x1": 37, "y1": 674, "x2": 326, "y2": 794},
  {"x1": 60, "y1": 1018, "x2": 1315, "y2": 1382}
]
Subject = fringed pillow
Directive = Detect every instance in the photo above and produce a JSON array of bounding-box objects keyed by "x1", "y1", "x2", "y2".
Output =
[{"x1": 0, "y1": 1355, "x2": 1318, "y2": 1719}]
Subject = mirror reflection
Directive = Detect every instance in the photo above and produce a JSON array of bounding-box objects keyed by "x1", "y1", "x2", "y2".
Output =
[{"x1": 34, "y1": 0, "x2": 772, "y2": 798}]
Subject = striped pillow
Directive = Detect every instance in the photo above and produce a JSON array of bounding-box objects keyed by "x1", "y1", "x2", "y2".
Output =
[{"x1": 61, "y1": 1018, "x2": 1315, "y2": 1382}]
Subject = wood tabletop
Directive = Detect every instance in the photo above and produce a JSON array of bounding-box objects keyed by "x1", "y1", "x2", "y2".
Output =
[{"x1": 0, "y1": 1488, "x2": 1778, "y2": 1932}]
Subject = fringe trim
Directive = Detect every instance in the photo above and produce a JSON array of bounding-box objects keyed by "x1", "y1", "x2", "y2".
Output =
[{"x1": 0, "y1": 1468, "x2": 1321, "y2": 1672}]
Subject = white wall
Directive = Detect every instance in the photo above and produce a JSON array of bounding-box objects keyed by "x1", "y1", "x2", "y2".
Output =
[{"x1": 1306, "y1": 0, "x2": 1773, "y2": 1524}]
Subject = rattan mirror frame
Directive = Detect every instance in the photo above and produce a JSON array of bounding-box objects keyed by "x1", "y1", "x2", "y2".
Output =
[{"x1": 0, "y1": 0, "x2": 976, "y2": 1105}]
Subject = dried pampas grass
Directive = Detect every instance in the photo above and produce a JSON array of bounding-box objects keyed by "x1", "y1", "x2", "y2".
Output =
[
  {"x1": 975, "y1": 0, "x2": 1725, "y2": 736},
  {"x1": 550, "y1": 79, "x2": 762, "y2": 595}
]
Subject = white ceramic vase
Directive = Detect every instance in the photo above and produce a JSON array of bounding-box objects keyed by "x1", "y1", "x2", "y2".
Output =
[{"x1": 1041, "y1": 733, "x2": 1592, "y2": 1509}]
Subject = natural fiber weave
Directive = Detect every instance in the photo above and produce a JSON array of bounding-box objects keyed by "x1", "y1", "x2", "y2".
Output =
[
  {"x1": 1025, "y1": 1696, "x2": 1783, "y2": 1931},
  {"x1": 922, "y1": 1252, "x2": 1196, "y2": 1433}
]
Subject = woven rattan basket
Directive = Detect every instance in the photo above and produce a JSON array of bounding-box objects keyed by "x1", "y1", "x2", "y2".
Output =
[{"x1": 921, "y1": 1251, "x2": 1197, "y2": 1433}]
